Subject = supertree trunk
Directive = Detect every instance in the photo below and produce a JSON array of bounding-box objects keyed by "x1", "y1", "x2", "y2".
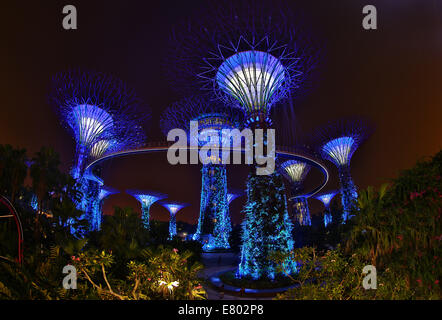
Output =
[
  {"x1": 323, "y1": 207, "x2": 332, "y2": 227},
  {"x1": 237, "y1": 171, "x2": 297, "y2": 280},
  {"x1": 169, "y1": 213, "x2": 177, "y2": 240},
  {"x1": 338, "y1": 164, "x2": 358, "y2": 221},
  {"x1": 194, "y1": 164, "x2": 231, "y2": 250}
]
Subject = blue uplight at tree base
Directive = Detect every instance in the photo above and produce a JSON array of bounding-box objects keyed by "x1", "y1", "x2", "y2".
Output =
[
  {"x1": 317, "y1": 119, "x2": 373, "y2": 222},
  {"x1": 161, "y1": 202, "x2": 188, "y2": 240},
  {"x1": 237, "y1": 172, "x2": 297, "y2": 280},
  {"x1": 127, "y1": 190, "x2": 167, "y2": 230},
  {"x1": 314, "y1": 191, "x2": 339, "y2": 227}
]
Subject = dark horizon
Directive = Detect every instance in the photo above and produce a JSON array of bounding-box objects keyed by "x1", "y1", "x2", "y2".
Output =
[{"x1": 1, "y1": 0, "x2": 441, "y2": 225}]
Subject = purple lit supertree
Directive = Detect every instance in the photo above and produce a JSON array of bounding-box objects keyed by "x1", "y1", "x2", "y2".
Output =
[
  {"x1": 227, "y1": 190, "x2": 242, "y2": 205},
  {"x1": 314, "y1": 190, "x2": 339, "y2": 227},
  {"x1": 279, "y1": 159, "x2": 312, "y2": 226},
  {"x1": 165, "y1": 1, "x2": 319, "y2": 279},
  {"x1": 49, "y1": 70, "x2": 148, "y2": 231},
  {"x1": 315, "y1": 119, "x2": 373, "y2": 222},
  {"x1": 126, "y1": 190, "x2": 167, "y2": 230},
  {"x1": 160, "y1": 201, "x2": 189, "y2": 240},
  {"x1": 160, "y1": 96, "x2": 243, "y2": 251}
]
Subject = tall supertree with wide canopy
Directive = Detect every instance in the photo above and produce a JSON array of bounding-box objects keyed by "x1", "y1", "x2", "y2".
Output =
[
  {"x1": 279, "y1": 159, "x2": 312, "y2": 226},
  {"x1": 50, "y1": 70, "x2": 147, "y2": 230},
  {"x1": 165, "y1": 0, "x2": 319, "y2": 279},
  {"x1": 160, "y1": 96, "x2": 243, "y2": 251},
  {"x1": 315, "y1": 119, "x2": 373, "y2": 222},
  {"x1": 314, "y1": 191, "x2": 339, "y2": 227},
  {"x1": 160, "y1": 201, "x2": 189, "y2": 240},
  {"x1": 126, "y1": 190, "x2": 167, "y2": 230}
]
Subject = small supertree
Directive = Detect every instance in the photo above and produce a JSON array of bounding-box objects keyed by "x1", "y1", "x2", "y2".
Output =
[
  {"x1": 315, "y1": 119, "x2": 373, "y2": 222},
  {"x1": 314, "y1": 191, "x2": 339, "y2": 227},
  {"x1": 280, "y1": 159, "x2": 312, "y2": 226},
  {"x1": 89, "y1": 185, "x2": 119, "y2": 231},
  {"x1": 126, "y1": 190, "x2": 167, "y2": 230},
  {"x1": 50, "y1": 70, "x2": 147, "y2": 230},
  {"x1": 160, "y1": 96, "x2": 243, "y2": 250},
  {"x1": 160, "y1": 201, "x2": 189, "y2": 240}
]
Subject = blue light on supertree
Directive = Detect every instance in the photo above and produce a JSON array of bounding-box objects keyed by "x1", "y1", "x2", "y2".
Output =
[
  {"x1": 315, "y1": 119, "x2": 373, "y2": 222},
  {"x1": 89, "y1": 185, "x2": 119, "y2": 231},
  {"x1": 314, "y1": 191, "x2": 339, "y2": 227},
  {"x1": 126, "y1": 190, "x2": 168, "y2": 230},
  {"x1": 280, "y1": 159, "x2": 312, "y2": 226},
  {"x1": 50, "y1": 70, "x2": 147, "y2": 231},
  {"x1": 227, "y1": 191, "x2": 242, "y2": 205},
  {"x1": 160, "y1": 96, "x2": 243, "y2": 250},
  {"x1": 160, "y1": 201, "x2": 188, "y2": 240},
  {"x1": 166, "y1": 1, "x2": 318, "y2": 279}
]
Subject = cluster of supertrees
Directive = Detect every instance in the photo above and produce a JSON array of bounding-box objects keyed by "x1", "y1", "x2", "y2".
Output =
[{"x1": 46, "y1": 1, "x2": 373, "y2": 283}]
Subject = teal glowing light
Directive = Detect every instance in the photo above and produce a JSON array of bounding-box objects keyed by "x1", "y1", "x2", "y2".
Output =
[
  {"x1": 322, "y1": 136, "x2": 355, "y2": 166},
  {"x1": 216, "y1": 50, "x2": 286, "y2": 123},
  {"x1": 280, "y1": 160, "x2": 311, "y2": 183},
  {"x1": 314, "y1": 191, "x2": 339, "y2": 227}
]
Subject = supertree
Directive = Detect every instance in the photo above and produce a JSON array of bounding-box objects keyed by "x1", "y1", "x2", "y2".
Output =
[
  {"x1": 49, "y1": 70, "x2": 147, "y2": 230},
  {"x1": 126, "y1": 190, "x2": 168, "y2": 230},
  {"x1": 160, "y1": 201, "x2": 189, "y2": 240},
  {"x1": 314, "y1": 191, "x2": 339, "y2": 227},
  {"x1": 89, "y1": 185, "x2": 119, "y2": 231},
  {"x1": 315, "y1": 119, "x2": 373, "y2": 222},
  {"x1": 279, "y1": 159, "x2": 312, "y2": 226},
  {"x1": 165, "y1": 0, "x2": 320, "y2": 280},
  {"x1": 160, "y1": 96, "x2": 243, "y2": 251}
]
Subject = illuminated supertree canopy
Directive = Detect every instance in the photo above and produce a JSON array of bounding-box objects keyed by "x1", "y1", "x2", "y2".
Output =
[
  {"x1": 127, "y1": 190, "x2": 168, "y2": 230},
  {"x1": 49, "y1": 70, "x2": 148, "y2": 232},
  {"x1": 160, "y1": 201, "x2": 188, "y2": 240},
  {"x1": 89, "y1": 185, "x2": 119, "y2": 231},
  {"x1": 165, "y1": 1, "x2": 318, "y2": 278},
  {"x1": 166, "y1": 0, "x2": 319, "y2": 128},
  {"x1": 314, "y1": 190, "x2": 339, "y2": 227},
  {"x1": 279, "y1": 159, "x2": 312, "y2": 226},
  {"x1": 315, "y1": 118, "x2": 373, "y2": 222},
  {"x1": 50, "y1": 70, "x2": 148, "y2": 178},
  {"x1": 161, "y1": 96, "x2": 243, "y2": 250}
]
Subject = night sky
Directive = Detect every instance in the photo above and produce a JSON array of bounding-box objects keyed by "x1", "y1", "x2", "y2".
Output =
[{"x1": 1, "y1": 1, "x2": 441, "y2": 226}]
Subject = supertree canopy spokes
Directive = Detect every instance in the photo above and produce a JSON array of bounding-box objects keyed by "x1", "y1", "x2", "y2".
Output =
[
  {"x1": 314, "y1": 190, "x2": 338, "y2": 227},
  {"x1": 315, "y1": 118, "x2": 373, "y2": 222},
  {"x1": 127, "y1": 190, "x2": 168, "y2": 230},
  {"x1": 280, "y1": 160, "x2": 311, "y2": 187},
  {"x1": 227, "y1": 191, "x2": 242, "y2": 204},
  {"x1": 89, "y1": 185, "x2": 119, "y2": 231},
  {"x1": 160, "y1": 201, "x2": 188, "y2": 240}
]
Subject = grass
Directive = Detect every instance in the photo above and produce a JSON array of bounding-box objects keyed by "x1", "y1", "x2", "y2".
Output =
[{"x1": 218, "y1": 270, "x2": 296, "y2": 290}]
